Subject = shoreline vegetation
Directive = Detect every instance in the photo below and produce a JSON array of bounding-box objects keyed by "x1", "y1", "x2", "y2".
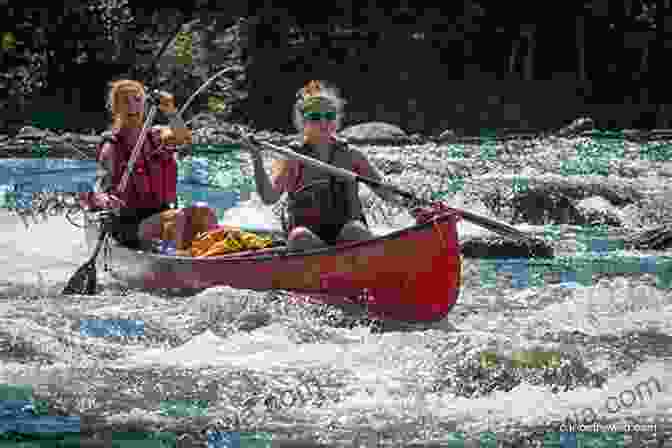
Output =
[{"x1": 3, "y1": 125, "x2": 672, "y2": 160}]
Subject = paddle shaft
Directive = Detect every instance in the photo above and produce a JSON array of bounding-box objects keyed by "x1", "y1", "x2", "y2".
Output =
[
  {"x1": 246, "y1": 138, "x2": 541, "y2": 243},
  {"x1": 119, "y1": 105, "x2": 159, "y2": 193},
  {"x1": 88, "y1": 227, "x2": 108, "y2": 263},
  {"x1": 178, "y1": 66, "x2": 238, "y2": 119}
]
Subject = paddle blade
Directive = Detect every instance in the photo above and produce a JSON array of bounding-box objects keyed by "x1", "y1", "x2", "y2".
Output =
[
  {"x1": 62, "y1": 261, "x2": 97, "y2": 295},
  {"x1": 62, "y1": 230, "x2": 106, "y2": 295}
]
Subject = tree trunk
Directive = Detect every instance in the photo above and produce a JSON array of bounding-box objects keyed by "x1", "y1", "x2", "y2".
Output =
[
  {"x1": 509, "y1": 38, "x2": 520, "y2": 75},
  {"x1": 576, "y1": 16, "x2": 586, "y2": 82},
  {"x1": 655, "y1": 0, "x2": 669, "y2": 127},
  {"x1": 522, "y1": 24, "x2": 536, "y2": 81},
  {"x1": 640, "y1": 45, "x2": 649, "y2": 74}
]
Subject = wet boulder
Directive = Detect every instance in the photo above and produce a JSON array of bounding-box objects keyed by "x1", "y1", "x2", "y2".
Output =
[
  {"x1": 510, "y1": 189, "x2": 580, "y2": 225},
  {"x1": 15, "y1": 126, "x2": 58, "y2": 141},
  {"x1": 434, "y1": 129, "x2": 458, "y2": 143},
  {"x1": 575, "y1": 196, "x2": 624, "y2": 227},
  {"x1": 339, "y1": 122, "x2": 409, "y2": 144},
  {"x1": 556, "y1": 117, "x2": 595, "y2": 137}
]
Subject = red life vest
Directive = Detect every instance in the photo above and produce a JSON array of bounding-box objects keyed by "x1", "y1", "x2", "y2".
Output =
[{"x1": 96, "y1": 128, "x2": 177, "y2": 210}]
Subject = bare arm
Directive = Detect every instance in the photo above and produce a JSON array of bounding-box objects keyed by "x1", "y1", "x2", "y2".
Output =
[
  {"x1": 251, "y1": 152, "x2": 285, "y2": 205},
  {"x1": 80, "y1": 145, "x2": 125, "y2": 210},
  {"x1": 157, "y1": 91, "x2": 192, "y2": 149}
]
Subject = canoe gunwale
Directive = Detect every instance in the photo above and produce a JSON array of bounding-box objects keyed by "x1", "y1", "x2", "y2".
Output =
[
  {"x1": 85, "y1": 210, "x2": 461, "y2": 263},
  {"x1": 83, "y1": 210, "x2": 462, "y2": 321}
]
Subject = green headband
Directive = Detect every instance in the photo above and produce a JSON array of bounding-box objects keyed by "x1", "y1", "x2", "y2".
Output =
[{"x1": 302, "y1": 96, "x2": 337, "y2": 114}]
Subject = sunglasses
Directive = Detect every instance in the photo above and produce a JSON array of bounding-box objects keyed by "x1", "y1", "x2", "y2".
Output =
[{"x1": 304, "y1": 111, "x2": 337, "y2": 121}]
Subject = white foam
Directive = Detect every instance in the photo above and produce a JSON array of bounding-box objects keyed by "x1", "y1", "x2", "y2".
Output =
[{"x1": 218, "y1": 193, "x2": 284, "y2": 232}]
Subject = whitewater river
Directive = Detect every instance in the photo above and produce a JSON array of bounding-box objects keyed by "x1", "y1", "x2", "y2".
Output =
[{"x1": 0, "y1": 150, "x2": 670, "y2": 447}]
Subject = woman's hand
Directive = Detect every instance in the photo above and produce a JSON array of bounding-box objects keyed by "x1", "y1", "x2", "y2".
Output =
[
  {"x1": 100, "y1": 193, "x2": 126, "y2": 210},
  {"x1": 156, "y1": 91, "x2": 177, "y2": 115},
  {"x1": 159, "y1": 127, "x2": 192, "y2": 146},
  {"x1": 159, "y1": 128, "x2": 192, "y2": 145},
  {"x1": 80, "y1": 192, "x2": 125, "y2": 211}
]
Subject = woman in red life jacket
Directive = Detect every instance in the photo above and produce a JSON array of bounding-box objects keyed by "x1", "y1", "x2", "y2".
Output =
[
  {"x1": 80, "y1": 79, "x2": 217, "y2": 254},
  {"x1": 243, "y1": 80, "x2": 400, "y2": 251}
]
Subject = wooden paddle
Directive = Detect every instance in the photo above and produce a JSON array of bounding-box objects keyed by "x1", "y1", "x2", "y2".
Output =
[
  {"x1": 241, "y1": 136, "x2": 550, "y2": 246},
  {"x1": 62, "y1": 104, "x2": 159, "y2": 295}
]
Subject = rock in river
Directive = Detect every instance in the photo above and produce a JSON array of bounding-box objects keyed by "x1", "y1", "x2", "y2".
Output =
[{"x1": 340, "y1": 122, "x2": 409, "y2": 144}]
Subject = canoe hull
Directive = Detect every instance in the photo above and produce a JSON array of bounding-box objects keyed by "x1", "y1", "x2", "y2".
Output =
[{"x1": 85, "y1": 212, "x2": 462, "y2": 322}]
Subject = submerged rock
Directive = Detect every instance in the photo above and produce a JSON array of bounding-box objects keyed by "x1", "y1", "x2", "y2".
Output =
[{"x1": 460, "y1": 234, "x2": 554, "y2": 258}]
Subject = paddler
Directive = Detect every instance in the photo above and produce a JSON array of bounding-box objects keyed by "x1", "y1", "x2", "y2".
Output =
[
  {"x1": 80, "y1": 79, "x2": 217, "y2": 255},
  {"x1": 243, "y1": 80, "x2": 399, "y2": 251}
]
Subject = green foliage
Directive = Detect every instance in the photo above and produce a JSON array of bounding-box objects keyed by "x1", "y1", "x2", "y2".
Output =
[
  {"x1": 0, "y1": 1, "x2": 130, "y2": 122},
  {"x1": 174, "y1": 30, "x2": 193, "y2": 65},
  {"x1": 152, "y1": 18, "x2": 246, "y2": 120},
  {"x1": 0, "y1": 56, "x2": 48, "y2": 103},
  {"x1": 207, "y1": 95, "x2": 227, "y2": 113},
  {"x1": 1, "y1": 32, "x2": 16, "y2": 50}
]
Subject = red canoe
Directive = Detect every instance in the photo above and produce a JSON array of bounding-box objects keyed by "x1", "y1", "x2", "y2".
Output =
[{"x1": 84, "y1": 211, "x2": 462, "y2": 322}]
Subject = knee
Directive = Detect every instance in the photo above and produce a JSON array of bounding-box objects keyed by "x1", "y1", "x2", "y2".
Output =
[
  {"x1": 338, "y1": 221, "x2": 373, "y2": 241},
  {"x1": 288, "y1": 227, "x2": 325, "y2": 250},
  {"x1": 179, "y1": 205, "x2": 217, "y2": 232},
  {"x1": 138, "y1": 214, "x2": 163, "y2": 240},
  {"x1": 288, "y1": 226, "x2": 312, "y2": 240}
]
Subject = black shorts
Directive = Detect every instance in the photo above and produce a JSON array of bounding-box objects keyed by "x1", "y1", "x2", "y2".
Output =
[
  {"x1": 307, "y1": 215, "x2": 368, "y2": 246},
  {"x1": 109, "y1": 203, "x2": 172, "y2": 249}
]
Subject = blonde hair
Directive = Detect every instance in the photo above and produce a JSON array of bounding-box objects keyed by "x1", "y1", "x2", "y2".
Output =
[
  {"x1": 106, "y1": 79, "x2": 146, "y2": 129},
  {"x1": 292, "y1": 80, "x2": 346, "y2": 132}
]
